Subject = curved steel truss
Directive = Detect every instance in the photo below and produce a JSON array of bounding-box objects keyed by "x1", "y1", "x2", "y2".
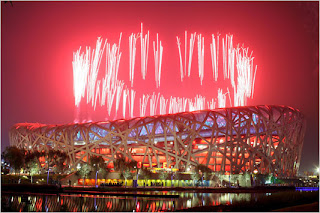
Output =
[{"x1": 10, "y1": 105, "x2": 305, "y2": 177}]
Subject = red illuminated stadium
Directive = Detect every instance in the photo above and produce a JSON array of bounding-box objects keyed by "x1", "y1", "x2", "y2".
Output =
[{"x1": 10, "y1": 105, "x2": 305, "y2": 177}]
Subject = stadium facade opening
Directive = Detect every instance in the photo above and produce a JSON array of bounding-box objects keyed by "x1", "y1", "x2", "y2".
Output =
[{"x1": 10, "y1": 105, "x2": 305, "y2": 177}]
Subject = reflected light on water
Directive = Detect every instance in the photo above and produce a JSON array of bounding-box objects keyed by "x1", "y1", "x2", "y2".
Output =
[{"x1": 2, "y1": 192, "x2": 258, "y2": 212}]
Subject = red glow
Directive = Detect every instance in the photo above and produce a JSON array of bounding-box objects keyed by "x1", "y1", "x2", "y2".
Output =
[
  {"x1": 2, "y1": 1, "x2": 318, "y2": 173},
  {"x1": 137, "y1": 202, "x2": 140, "y2": 211},
  {"x1": 72, "y1": 24, "x2": 258, "y2": 122}
]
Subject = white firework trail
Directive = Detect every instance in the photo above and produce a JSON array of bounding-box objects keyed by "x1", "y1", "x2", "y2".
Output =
[
  {"x1": 176, "y1": 36, "x2": 184, "y2": 81},
  {"x1": 72, "y1": 46, "x2": 91, "y2": 107},
  {"x1": 228, "y1": 35, "x2": 235, "y2": 88},
  {"x1": 222, "y1": 36, "x2": 228, "y2": 80},
  {"x1": 116, "y1": 33, "x2": 122, "y2": 82},
  {"x1": 184, "y1": 31, "x2": 187, "y2": 77},
  {"x1": 182, "y1": 97, "x2": 188, "y2": 112},
  {"x1": 197, "y1": 34, "x2": 205, "y2": 85},
  {"x1": 217, "y1": 89, "x2": 226, "y2": 108},
  {"x1": 153, "y1": 33, "x2": 163, "y2": 88},
  {"x1": 176, "y1": 31, "x2": 191, "y2": 81},
  {"x1": 101, "y1": 34, "x2": 122, "y2": 115},
  {"x1": 210, "y1": 34, "x2": 218, "y2": 81},
  {"x1": 72, "y1": 27, "x2": 259, "y2": 121},
  {"x1": 188, "y1": 98, "x2": 196, "y2": 112},
  {"x1": 170, "y1": 97, "x2": 185, "y2": 113},
  {"x1": 122, "y1": 88, "x2": 129, "y2": 118},
  {"x1": 159, "y1": 95, "x2": 168, "y2": 115},
  {"x1": 227, "y1": 87, "x2": 232, "y2": 107},
  {"x1": 188, "y1": 32, "x2": 196, "y2": 77},
  {"x1": 216, "y1": 33, "x2": 220, "y2": 78},
  {"x1": 129, "y1": 89, "x2": 136, "y2": 118},
  {"x1": 233, "y1": 47, "x2": 257, "y2": 106},
  {"x1": 106, "y1": 82, "x2": 117, "y2": 116},
  {"x1": 140, "y1": 94, "x2": 150, "y2": 117},
  {"x1": 87, "y1": 37, "x2": 106, "y2": 106},
  {"x1": 188, "y1": 95, "x2": 204, "y2": 112},
  {"x1": 106, "y1": 35, "x2": 122, "y2": 83},
  {"x1": 140, "y1": 23, "x2": 149, "y2": 80},
  {"x1": 94, "y1": 80, "x2": 101, "y2": 110},
  {"x1": 196, "y1": 95, "x2": 206, "y2": 110},
  {"x1": 129, "y1": 33, "x2": 139, "y2": 87},
  {"x1": 168, "y1": 97, "x2": 177, "y2": 114},
  {"x1": 115, "y1": 81, "x2": 124, "y2": 116},
  {"x1": 207, "y1": 98, "x2": 216, "y2": 110},
  {"x1": 149, "y1": 92, "x2": 160, "y2": 116},
  {"x1": 176, "y1": 97, "x2": 187, "y2": 113},
  {"x1": 251, "y1": 64, "x2": 258, "y2": 98},
  {"x1": 100, "y1": 76, "x2": 109, "y2": 107}
]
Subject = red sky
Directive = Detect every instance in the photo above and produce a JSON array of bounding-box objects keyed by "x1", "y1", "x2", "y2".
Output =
[{"x1": 1, "y1": 1, "x2": 318, "y2": 173}]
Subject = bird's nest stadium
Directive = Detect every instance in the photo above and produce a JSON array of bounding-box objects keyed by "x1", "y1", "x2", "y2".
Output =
[{"x1": 10, "y1": 105, "x2": 305, "y2": 177}]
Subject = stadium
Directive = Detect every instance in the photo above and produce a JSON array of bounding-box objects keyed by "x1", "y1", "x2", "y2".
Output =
[{"x1": 10, "y1": 105, "x2": 305, "y2": 177}]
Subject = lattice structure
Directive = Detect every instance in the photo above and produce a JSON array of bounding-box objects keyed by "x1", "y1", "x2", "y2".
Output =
[{"x1": 10, "y1": 105, "x2": 305, "y2": 177}]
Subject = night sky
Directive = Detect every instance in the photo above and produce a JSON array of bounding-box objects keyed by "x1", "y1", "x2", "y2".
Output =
[{"x1": 1, "y1": 1, "x2": 318, "y2": 173}]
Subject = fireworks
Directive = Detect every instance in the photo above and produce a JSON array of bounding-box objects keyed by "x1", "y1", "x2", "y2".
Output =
[
  {"x1": 115, "y1": 81, "x2": 124, "y2": 115},
  {"x1": 72, "y1": 46, "x2": 90, "y2": 107},
  {"x1": 129, "y1": 89, "x2": 136, "y2": 118},
  {"x1": 140, "y1": 23, "x2": 149, "y2": 80},
  {"x1": 149, "y1": 92, "x2": 160, "y2": 116},
  {"x1": 207, "y1": 98, "x2": 216, "y2": 110},
  {"x1": 210, "y1": 34, "x2": 218, "y2": 81},
  {"x1": 72, "y1": 24, "x2": 257, "y2": 122},
  {"x1": 197, "y1": 34, "x2": 205, "y2": 85},
  {"x1": 177, "y1": 31, "x2": 196, "y2": 81},
  {"x1": 87, "y1": 37, "x2": 106, "y2": 107},
  {"x1": 122, "y1": 88, "x2": 129, "y2": 118},
  {"x1": 176, "y1": 36, "x2": 184, "y2": 81},
  {"x1": 188, "y1": 32, "x2": 196, "y2": 77},
  {"x1": 129, "y1": 33, "x2": 139, "y2": 87},
  {"x1": 153, "y1": 33, "x2": 163, "y2": 88},
  {"x1": 159, "y1": 95, "x2": 168, "y2": 115},
  {"x1": 139, "y1": 94, "x2": 149, "y2": 117},
  {"x1": 217, "y1": 88, "x2": 226, "y2": 108},
  {"x1": 168, "y1": 96, "x2": 188, "y2": 114}
]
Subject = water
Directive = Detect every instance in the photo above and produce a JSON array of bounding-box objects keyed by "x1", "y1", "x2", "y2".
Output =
[
  {"x1": 2, "y1": 189, "x2": 317, "y2": 212},
  {"x1": 1, "y1": 191, "x2": 262, "y2": 212}
]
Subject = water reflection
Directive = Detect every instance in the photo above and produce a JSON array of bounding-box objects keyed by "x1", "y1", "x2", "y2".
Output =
[{"x1": 1, "y1": 192, "x2": 254, "y2": 212}]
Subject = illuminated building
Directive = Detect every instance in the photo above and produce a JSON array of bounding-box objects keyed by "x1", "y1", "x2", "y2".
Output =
[{"x1": 10, "y1": 105, "x2": 305, "y2": 177}]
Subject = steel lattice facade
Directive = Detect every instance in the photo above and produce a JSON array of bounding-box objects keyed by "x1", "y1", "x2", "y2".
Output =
[{"x1": 10, "y1": 105, "x2": 305, "y2": 177}]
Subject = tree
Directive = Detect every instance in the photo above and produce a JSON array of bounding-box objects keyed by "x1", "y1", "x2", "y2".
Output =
[
  {"x1": 24, "y1": 150, "x2": 42, "y2": 183},
  {"x1": 126, "y1": 159, "x2": 138, "y2": 170},
  {"x1": 2, "y1": 146, "x2": 25, "y2": 175},
  {"x1": 113, "y1": 157, "x2": 137, "y2": 187},
  {"x1": 159, "y1": 170, "x2": 169, "y2": 180},
  {"x1": 191, "y1": 172, "x2": 201, "y2": 186},
  {"x1": 211, "y1": 172, "x2": 221, "y2": 187},
  {"x1": 194, "y1": 164, "x2": 212, "y2": 186},
  {"x1": 122, "y1": 169, "x2": 132, "y2": 187},
  {"x1": 195, "y1": 164, "x2": 212, "y2": 175},
  {"x1": 78, "y1": 163, "x2": 92, "y2": 187},
  {"x1": 90, "y1": 155, "x2": 106, "y2": 172},
  {"x1": 158, "y1": 170, "x2": 169, "y2": 186},
  {"x1": 53, "y1": 150, "x2": 68, "y2": 174},
  {"x1": 39, "y1": 149, "x2": 68, "y2": 183},
  {"x1": 113, "y1": 157, "x2": 127, "y2": 171},
  {"x1": 174, "y1": 172, "x2": 182, "y2": 187},
  {"x1": 89, "y1": 155, "x2": 108, "y2": 187},
  {"x1": 27, "y1": 159, "x2": 40, "y2": 183},
  {"x1": 139, "y1": 167, "x2": 152, "y2": 186},
  {"x1": 114, "y1": 157, "x2": 137, "y2": 171}
]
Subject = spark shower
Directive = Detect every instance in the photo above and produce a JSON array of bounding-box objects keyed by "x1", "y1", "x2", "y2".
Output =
[{"x1": 73, "y1": 23, "x2": 257, "y2": 122}]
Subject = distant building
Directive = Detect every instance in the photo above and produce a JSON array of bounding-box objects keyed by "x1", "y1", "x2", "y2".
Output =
[{"x1": 10, "y1": 105, "x2": 305, "y2": 177}]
